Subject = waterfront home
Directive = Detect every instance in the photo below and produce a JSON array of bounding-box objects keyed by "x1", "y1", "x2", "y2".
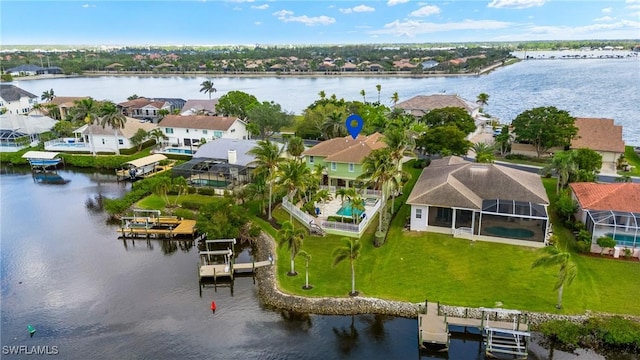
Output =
[
  {"x1": 117, "y1": 97, "x2": 186, "y2": 123},
  {"x1": 407, "y1": 156, "x2": 550, "y2": 246},
  {"x1": 0, "y1": 113, "x2": 57, "y2": 152},
  {"x1": 44, "y1": 116, "x2": 157, "y2": 154},
  {"x1": 5, "y1": 64, "x2": 63, "y2": 76},
  {"x1": 0, "y1": 84, "x2": 38, "y2": 115},
  {"x1": 43, "y1": 96, "x2": 89, "y2": 119},
  {"x1": 302, "y1": 132, "x2": 386, "y2": 191},
  {"x1": 569, "y1": 182, "x2": 640, "y2": 257},
  {"x1": 180, "y1": 99, "x2": 219, "y2": 116},
  {"x1": 158, "y1": 115, "x2": 248, "y2": 148}
]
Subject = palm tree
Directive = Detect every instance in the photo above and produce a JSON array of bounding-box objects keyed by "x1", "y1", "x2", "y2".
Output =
[
  {"x1": 358, "y1": 148, "x2": 396, "y2": 232},
  {"x1": 322, "y1": 111, "x2": 345, "y2": 139},
  {"x1": 350, "y1": 195, "x2": 365, "y2": 224},
  {"x1": 359, "y1": 89, "x2": 366, "y2": 103},
  {"x1": 71, "y1": 98, "x2": 101, "y2": 156},
  {"x1": 43, "y1": 102, "x2": 61, "y2": 120},
  {"x1": 376, "y1": 84, "x2": 381, "y2": 103},
  {"x1": 332, "y1": 237, "x2": 361, "y2": 296},
  {"x1": 287, "y1": 136, "x2": 305, "y2": 162},
  {"x1": 99, "y1": 101, "x2": 127, "y2": 155},
  {"x1": 476, "y1": 92, "x2": 489, "y2": 109},
  {"x1": 314, "y1": 189, "x2": 333, "y2": 215},
  {"x1": 298, "y1": 250, "x2": 312, "y2": 290},
  {"x1": 279, "y1": 221, "x2": 305, "y2": 276},
  {"x1": 531, "y1": 245, "x2": 577, "y2": 309},
  {"x1": 199, "y1": 80, "x2": 217, "y2": 99},
  {"x1": 245, "y1": 176, "x2": 269, "y2": 215},
  {"x1": 148, "y1": 128, "x2": 168, "y2": 149},
  {"x1": 248, "y1": 140, "x2": 284, "y2": 220},
  {"x1": 41, "y1": 88, "x2": 55, "y2": 102},
  {"x1": 158, "y1": 108, "x2": 170, "y2": 120},
  {"x1": 276, "y1": 159, "x2": 311, "y2": 222},
  {"x1": 391, "y1": 92, "x2": 399, "y2": 107},
  {"x1": 472, "y1": 142, "x2": 496, "y2": 163},
  {"x1": 318, "y1": 90, "x2": 326, "y2": 100},
  {"x1": 541, "y1": 151, "x2": 577, "y2": 194},
  {"x1": 171, "y1": 176, "x2": 189, "y2": 206}
]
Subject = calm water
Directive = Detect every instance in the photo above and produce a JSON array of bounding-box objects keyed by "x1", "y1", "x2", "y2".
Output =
[{"x1": 15, "y1": 57, "x2": 640, "y2": 144}]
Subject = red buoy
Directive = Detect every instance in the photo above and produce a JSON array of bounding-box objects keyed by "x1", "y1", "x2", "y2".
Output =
[{"x1": 210, "y1": 301, "x2": 217, "y2": 313}]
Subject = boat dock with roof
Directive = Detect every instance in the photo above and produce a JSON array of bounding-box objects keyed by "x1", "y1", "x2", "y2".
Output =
[
  {"x1": 115, "y1": 154, "x2": 171, "y2": 181},
  {"x1": 419, "y1": 301, "x2": 530, "y2": 358},
  {"x1": 22, "y1": 151, "x2": 63, "y2": 171}
]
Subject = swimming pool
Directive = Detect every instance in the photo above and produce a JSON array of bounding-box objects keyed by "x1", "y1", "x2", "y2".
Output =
[
  {"x1": 336, "y1": 201, "x2": 364, "y2": 217},
  {"x1": 606, "y1": 232, "x2": 639, "y2": 247},
  {"x1": 164, "y1": 148, "x2": 194, "y2": 155}
]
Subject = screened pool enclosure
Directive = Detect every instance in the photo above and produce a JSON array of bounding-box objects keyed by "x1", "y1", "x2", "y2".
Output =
[
  {"x1": 171, "y1": 158, "x2": 249, "y2": 188},
  {"x1": 585, "y1": 210, "x2": 640, "y2": 247}
]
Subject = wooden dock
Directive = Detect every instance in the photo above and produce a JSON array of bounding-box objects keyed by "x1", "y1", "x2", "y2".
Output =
[
  {"x1": 419, "y1": 301, "x2": 530, "y2": 357},
  {"x1": 117, "y1": 219, "x2": 197, "y2": 238},
  {"x1": 198, "y1": 238, "x2": 273, "y2": 284},
  {"x1": 199, "y1": 260, "x2": 272, "y2": 281}
]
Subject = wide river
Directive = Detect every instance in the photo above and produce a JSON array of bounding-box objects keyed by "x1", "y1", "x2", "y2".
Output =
[{"x1": 15, "y1": 57, "x2": 640, "y2": 144}]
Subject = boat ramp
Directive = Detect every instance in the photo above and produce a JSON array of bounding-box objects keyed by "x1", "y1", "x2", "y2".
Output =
[
  {"x1": 117, "y1": 209, "x2": 197, "y2": 239},
  {"x1": 419, "y1": 301, "x2": 530, "y2": 358}
]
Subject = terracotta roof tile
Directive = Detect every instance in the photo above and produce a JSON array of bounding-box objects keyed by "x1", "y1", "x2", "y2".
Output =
[
  {"x1": 394, "y1": 94, "x2": 479, "y2": 117},
  {"x1": 302, "y1": 133, "x2": 386, "y2": 164},
  {"x1": 571, "y1": 118, "x2": 625, "y2": 153},
  {"x1": 569, "y1": 182, "x2": 640, "y2": 212},
  {"x1": 158, "y1": 115, "x2": 240, "y2": 131}
]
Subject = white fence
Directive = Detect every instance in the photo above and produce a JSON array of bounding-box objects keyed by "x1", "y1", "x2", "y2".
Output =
[{"x1": 281, "y1": 197, "x2": 316, "y2": 230}]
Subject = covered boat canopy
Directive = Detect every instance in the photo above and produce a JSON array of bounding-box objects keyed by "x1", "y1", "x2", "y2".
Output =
[
  {"x1": 123, "y1": 154, "x2": 167, "y2": 168},
  {"x1": 22, "y1": 151, "x2": 60, "y2": 160}
]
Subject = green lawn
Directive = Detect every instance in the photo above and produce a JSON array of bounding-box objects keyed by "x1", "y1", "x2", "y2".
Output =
[
  {"x1": 273, "y1": 174, "x2": 640, "y2": 316},
  {"x1": 621, "y1": 146, "x2": 640, "y2": 176}
]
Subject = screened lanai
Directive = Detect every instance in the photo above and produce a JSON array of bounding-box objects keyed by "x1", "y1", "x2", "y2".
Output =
[
  {"x1": 0, "y1": 129, "x2": 31, "y2": 149},
  {"x1": 585, "y1": 210, "x2": 640, "y2": 247},
  {"x1": 171, "y1": 158, "x2": 249, "y2": 188},
  {"x1": 477, "y1": 199, "x2": 549, "y2": 243}
]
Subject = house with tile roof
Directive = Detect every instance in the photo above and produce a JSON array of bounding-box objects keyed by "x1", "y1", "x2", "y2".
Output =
[
  {"x1": 0, "y1": 84, "x2": 38, "y2": 115},
  {"x1": 158, "y1": 115, "x2": 248, "y2": 147},
  {"x1": 44, "y1": 116, "x2": 157, "y2": 154},
  {"x1": 302, "y1": 133, "x2": 386, "y2": 189},
  {"x1": 117, "y1": 98, "x2": 173, "y2": 123},
  {"x1": 44, "y1": 96, "x2": 89, "y2": 119},
  {"x1": 407, "y1": 156, "x2": 550, "y2": 246},
  {"x1": 571, "y1": 118, "x2": 625, "y2": 172},
  {"x1": 180, "y1": 99, "x2": 219, "y2": 116},
  {"x1": 569, "y1": 182, "x2": 640, "y2": 255}
]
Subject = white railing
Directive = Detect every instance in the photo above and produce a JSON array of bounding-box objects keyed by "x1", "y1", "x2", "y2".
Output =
[
  {"x1": 281, "y1": 197, "x2": 316, "y2": 229},
  {"x1": 321, "y1": 220, "x2": 360, "y2": 232},
  {"x1": 44, "y1": 138, "x2": 90, "y2": 151},
  {"x1": 318, "y1": 185, "x2": 381, "y2": 199},
  {"x1": 454, "y1": 227, "x2": 474, "y2": 238}
]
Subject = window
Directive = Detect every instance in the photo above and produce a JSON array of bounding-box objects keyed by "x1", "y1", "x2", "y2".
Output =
[
  {"x1": 203, "y1": 130, "x2": 208, "y2": 135},
  {"x1": 230, "y1": 129, "x2": 236, "y2": 133},
  {"x1": 118, "y1": 139, "x2": 124, "y2": 145},
  {"x1": 348, "y1": 163, "x2": 354, "y2": 172},
  {"x1": 186, "y1": 129, "x2": 190, "y2": 133},
  {"x1": 213, "y1": 131, "x2": 223, "y2": 138},
  {"x1": 331, "y1": 162, "x2": 337, "y2": 171},
  {"x1": 309, "y1": 156, "x2": 314, "y2": 164},
  {"x1": 416, "y1": 208, "x2": 422, "y2": 219},
  {"x1": 101, "y1": 139, "x2": 105, "y2": 144},
  {"x1": 165, "y1": 128, "x2": 174, "y2": 134}
]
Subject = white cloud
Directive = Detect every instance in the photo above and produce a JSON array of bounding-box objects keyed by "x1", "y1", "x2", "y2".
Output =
[
  {"x1": 273, "y1": 10, "x2": 335, "y2": 26},
  {"x1": 370, "y1": 19, "x2": 511, "y2": 37},
  {"x1": 387, "y1": 0, "x2": 410, "y2": 6},
  {"x1": 626, "y1": 4, "x2": 640, "y2": 9},
  {"x1": 488, "y1": 0, "x2": 545, "y2": 9},
  {"x1": 602, "y1": 7, "x2": 612, "y2": 13},
  {"x1": 625, "y1": 0, "x2": 640, "y2": 3},
  {"x1": 227, "y1": 0, "x2": 255, "y2": 2},
  {"x1": 255, "y1": 21, "x2": 262, "y2": 25},
  {"x1": 409, "y1": 5, "x2": 441, "y2": 17},
  {"x1": 594, "y1": 16, "x2": 614, "y2": 22},
  {"x1": 81, "y1": 3, "x2": 96, "y2": 8},
  {"x1": 340, "y1": 5, "x2": 375, "y2": 14},
  {"x1": 513, "y1": 19, "x2": 640, "y2": 40},
  {"x1": 251, "y1": 4, "x2": 268, "y2": 10}
]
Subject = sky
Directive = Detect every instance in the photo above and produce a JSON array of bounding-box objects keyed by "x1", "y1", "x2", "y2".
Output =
[{"x1": 1, "y1": 0, "x2": 639, "y2": 46}]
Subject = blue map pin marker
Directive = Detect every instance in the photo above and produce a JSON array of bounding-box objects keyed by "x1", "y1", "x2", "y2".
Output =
[{"x1": 345, "y1": 114, "x2": 364, "y2": 140}]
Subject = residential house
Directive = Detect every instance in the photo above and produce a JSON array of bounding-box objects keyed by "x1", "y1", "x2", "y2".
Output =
[
  {"x1": 44, "y1": 117, "x2": 157, "y2": 154},
  {"x1": 5, "y1": 64, "x2": 63, "y2": 76},
  {"x1": 569, "y1": 182, "x2": 640, "y2": 256},
  {"x1": 407, "y1": 156, "x2": 550, "y2": 246},
  {"x1": 158, "y1": 115, "x2": 248, "y2": 147},
  {"x1": 44, "y1": 96, "x2": 89, "y2": 119},
  {"x1": 571, "y1": 117, "x2": 625, "y2": 173},
  {"x1": 0, "y1": 84, "x2": 38, "y2": 115},
  {"x1": 180, "y1": 99, "x2": 219, "y2": 116},
  {"x1": 118, "y1": 98, "x2": 172, "y2": 123},
  {"x1": 302, "y1": 133, "x2": 386, "y2": 189},
  {"x1": 0, "y1": 113, "x2": 57, "y2": 152}
]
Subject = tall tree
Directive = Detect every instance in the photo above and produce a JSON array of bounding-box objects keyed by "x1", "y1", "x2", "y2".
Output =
[
  {"x1": 148, "y1": 128, "x2": 168, "y2": 149},
  {"x1": 286, "y1": 136, "x2": 305, "y2": 161},
  {"x1": 476, "y1": 92, "x2": 489, "y2": 109},
  {"x1": 215, "y1": 90, "x2": 258, "y2": 120},
  {"x1": 247, "y1": 101, "x2": 294, "y2": 140},
  {"x1": 332, "y1": 237, "x2": 361, "y2": 296},
  {"x1": 248, "y1": 140, "x2": 284, "y2": 220},
  {"x1": 390, "y1": 92, "x2": 399, "y2": 107},
  {"x1": 322, "y1": 111, "x2": 346, "y2": 139},
  {"x1": 417, "y1": 125, "x2": 472, "y2": 157},
  {"x1": 572, "y1": 148, "x2": 602, "y2": 182},
  {"x1": 129, "y1": 128, "x2": 149, "y2": 151},
  {"x1": 542, "y1": 151, "x2": 577, "y2": 194},
  {"x1": 99, "y1": 100, "x2": 127, "y2": 155},
  {"x1": 531, "y1": 245, "x2": 577, "y2": 309},
  {"x1": 41, "y1": 88, "x2": 55, "y2": 102},
  {"x1": 376, "y1": 84, "x2": 382, "y2": 103},
  {"x1": 298, "y1": 250, "x2": 312, "y2": 290},
  {"x1": 472, "y1": 142, "x2": 496, "y2": 163},
  {"x1": 71, "y1": 98, "x2": 101, "y2": 156},
  {"x1": 276, "y1": 159, "x2": 311, "y2": 222},
  {"x1": 511, "y1": 106, "x2": 578, "y2": 158},
  {"x1": 279, "y1": 221, "x2": 304, "y2": 276},
  {"x1": 358, "y1": 148, "x2": 396, "y2": 233},
  {"x1": 360, "y1": 89, "x2": 366, "y2": 103},
  {"x1": 421, "y1": 107, "x2": 477, "y2": 135},
  {"x1": 199, "y1": 80, "x2": 217, "y2": 99}
]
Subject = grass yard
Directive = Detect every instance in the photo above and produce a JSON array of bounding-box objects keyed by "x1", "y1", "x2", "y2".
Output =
[
  {"x1": 621, "y1": 146, "x2": 640, "y2": 176},
  {"x1": 136, "y1": 193, "x2": 216, "y2": 212},
  {"x1": 273, "y1": 173, "x2": 640, "y2": 316}
]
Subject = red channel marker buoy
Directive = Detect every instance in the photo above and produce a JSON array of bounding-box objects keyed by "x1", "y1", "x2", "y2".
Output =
[{"x1": 211, "y1": 300, "x2": 217, "y2": 313}]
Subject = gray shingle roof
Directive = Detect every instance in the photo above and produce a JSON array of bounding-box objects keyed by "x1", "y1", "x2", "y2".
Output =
[
  {"x1": 193, "y1": 139, "x2": 284, "y2": 167},
  {"x1": 0, "y1": 84, "x2": 37, "y2": 101}
]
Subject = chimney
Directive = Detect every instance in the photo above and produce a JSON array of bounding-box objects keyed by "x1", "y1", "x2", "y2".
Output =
[{"x1": 228, "y1": 149, "x2": 237, "y2": 164}]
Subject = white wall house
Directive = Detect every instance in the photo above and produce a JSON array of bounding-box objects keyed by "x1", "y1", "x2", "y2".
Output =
[
  {"x1": 0, "y1": 84, "x2": 38, "y2": 115},
  {"x1": 158, "y1": 115, "x2": 248, "y2": 147}
]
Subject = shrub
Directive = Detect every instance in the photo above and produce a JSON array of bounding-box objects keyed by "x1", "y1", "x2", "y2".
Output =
[
  {"x1": 412, "y1": 158, "x2": 431, "y2": 169},
  {"x1": 181, "y1": 201, "x2": 202, "y2": 210},
  {"x1": 195, "y1": 188, "x2": 216, "y2": 196},
  {"x1": 538, "y1": 320, "x2": 585, "y2": 348},
  {"x1": 173, "y1": 208, "x2": 196, "y2": 220},
  {"x1": 326, "y1": 216, "x2": 355, "y2": 224},
  {"x1": 505, "y1": 153, "x2": 531, "y2": 161},
  {"x1": 302, "y1": 202, "x2": 317, "y2": 216},
  {"x1": 596, "y1": 236, "x2": 617, "y2": 255},
  {"x1": 585, "y1": 317, "x2": 640, "y2": 350},
  {"x1": 575, "y1": 240, "x2": 591, "y2": 254},
  {"x1": 576, "y1": 229, "x2": 592, "y2": 244}
]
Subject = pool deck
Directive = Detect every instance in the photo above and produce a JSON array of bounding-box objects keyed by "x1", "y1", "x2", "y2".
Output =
[{"x1": 315, "y1": 196, "x2": 377, "y2": 221}]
